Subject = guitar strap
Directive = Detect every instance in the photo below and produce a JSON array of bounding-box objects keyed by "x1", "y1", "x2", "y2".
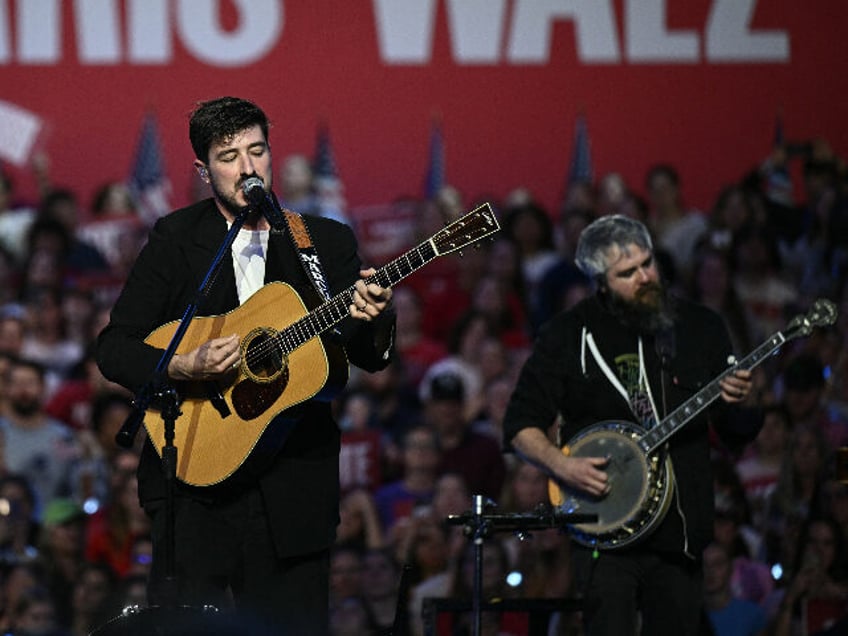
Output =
[{"x1": 282, "y1": 210, "x2": 332, "y2": 301}]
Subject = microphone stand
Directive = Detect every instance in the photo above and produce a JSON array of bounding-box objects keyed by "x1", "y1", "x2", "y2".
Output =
[
  {"x1": 115, "y1": 206, "x2": 252, "y2": 607},
  {"x1": 446, "y1": 499, "x2": 597, "y2": 636}
]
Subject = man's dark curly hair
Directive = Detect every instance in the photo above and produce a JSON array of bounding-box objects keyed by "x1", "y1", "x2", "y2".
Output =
[{"x1": 188, "y1": 96, "x2": 270, "y2": 163}]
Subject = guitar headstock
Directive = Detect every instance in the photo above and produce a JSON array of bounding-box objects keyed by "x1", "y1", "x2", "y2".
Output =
[
  {"x1": 785, "y1": 298, "x2": 838, "y2": 339},
  {"x1": 431, "y1": 202, "x2": 500, "y2": 256}
]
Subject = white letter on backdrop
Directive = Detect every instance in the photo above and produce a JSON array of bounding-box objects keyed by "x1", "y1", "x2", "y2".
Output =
[
  {"x1": 177, "y1": 0, "x2": 282, "y2": 67},
  {"x1": 507, "y1": 0, "x2": 620, "y2": 64},
  {"x1": 446, "y1": 0, "x2": 507, "y2": 63},
  {"x1": 75, "y1": 0, "x2": 121, "y2": 63},
  {"x1": 18, "y1": 0, "x2": 60, "y2": 63},
  {"x1": 625, "y1": 0, "x2": 698, "y2": 63},
  {"x1": 128, "y1": 0, "x2": 170, "y2": 63},
  {"x1": 373, "y1": 0, "x2": 437, "y2": 64},
  {"x1": 706, "y1": 0, "x2": 789, "y2": 62}
]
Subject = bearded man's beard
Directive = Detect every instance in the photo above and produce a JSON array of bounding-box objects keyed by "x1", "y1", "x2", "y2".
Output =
[
  {"x1": 10, "y1": 398, "x2": 41, "y2": 418},
  {"x1": 605, "y1": 281, "x2": 676, "y2": 334}
]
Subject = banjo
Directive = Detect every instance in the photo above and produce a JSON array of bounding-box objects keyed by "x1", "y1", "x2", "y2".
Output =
[{"x1": 548, "y1": 298, "x2": 838, "y2": 550}]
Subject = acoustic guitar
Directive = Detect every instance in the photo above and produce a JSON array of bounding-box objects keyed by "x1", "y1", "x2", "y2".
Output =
[
  {"x1": 143, "y1": 203, "x2": 500, "y2": 486},
  {"x1": 547, "y1": 298, "x2": 837, "y2": 550}
]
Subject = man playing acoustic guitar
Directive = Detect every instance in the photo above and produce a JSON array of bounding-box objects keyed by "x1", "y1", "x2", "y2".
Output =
[
  {"x1": 96, "y1": 97, "x2": 395, "y2": 634},
  {"x1": 503, "y1": 214, "x2": 754, "y2": 636}
]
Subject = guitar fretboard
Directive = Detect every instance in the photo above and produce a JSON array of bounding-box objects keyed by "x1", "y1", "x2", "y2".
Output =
[
  {"x1": 274, "y1": 240, "x2": 439, "y2": 354},
  {"x1": 640, "y1": 332, "x2": 787, "y2": 454},
  {"x1": 260, "y1": 202, "x2": 497, "y2": 356}
]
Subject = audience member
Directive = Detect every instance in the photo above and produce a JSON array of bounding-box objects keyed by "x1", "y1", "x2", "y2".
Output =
[
  {"x1": 690, "y1": 244, "x2": 758, "y2": 353},
  {"x1": 0, "y1": 561, "x2": 48, "y2": 632},
  {"x1": 5, "y1": 584, "x2": 66, "y2": 636},
  {"x1": 702, "y1": 541, "x2": 767, "y2": 636},
  {"x1": 534, "y1": 207, "x2": 592, "y2": 329},
  {"x1": 0, "y1": 305, "x2": 26, "y2": 359},
  {"x1": 767, "y1": 516, "x2": 848, "y2": 636},
  {"x1": 0, "y1": 246, "x2": 20, "y2": 308},
  {"x1": 736, "y1": 404, "x2": 793, "y2": 531},
  {"x1": 497, "y1": 461, "x2": 549, "y2": 515},
  {"x1": 374, "y1": 425, "x2": 440, "y2": 537},
  {"x1": 278, "y1": 154, "x2": 319, "y2": 216},
  {"x1": 500, "y1": 203, "x2": 557, "y2": 319},
  {"x1": 762, "y1": 422, "x2": 832, "y2": 569},
  {"x1": 328, "y1": 594, "x2": 376, "y2": 636},
  {"x1": 0, "y1": 359, "x2": 81, "y2": 516},
  {"x1": 712, "y1": 458, "x2": 773, "y2": 603},
  {"x1": 705, "y1": 184, "x2": 761, "y2": 253},
  {"x1": 329, "y1": 544, "x2": 364, "y2": 606},
  {"x1": 20, "y1": 289, "x2": 85, "y2": 394},
  {"x1": 645, "y1": 163, "x2": 709, "y2": 281},
  {"x1": 419, "y1": 368, "x2": 505, "y2": 501},
  {"x1": 391, "y1": 285, "x2": 448, "y2": 391},
  {"x1": 730, "y1": 223, "x2": 798, "y2": 339},
  {"x1": 336, "y1": 487, "x2": 384, "y2": 551},
  {"x1": 44, "y1": 348, "x2": 128, "y2": 434},
  {"x1": 0, "y1": 474, "x2": 40, "y2": 566},
  {"x1": 781, "y1": 352, "x2": 848, "y2": 448},
  {"x1": 360, "y1": 547, "x2": 402, "y2": 633},
  {"x1": 68, "y1": 561, "x2": 115, "y2": 636},
  {"x1": 83, "y1": 450, "x2": 148, "y2": 578},
  {"x1": 36, "y1": 498, "x2": 89, "y2": 630},
  {"x1": 34, "y1": 189, "x2": 110, "y2": 279},
  {"x1": 77, "y1": 181, "x2": 147, "y2": 281}
]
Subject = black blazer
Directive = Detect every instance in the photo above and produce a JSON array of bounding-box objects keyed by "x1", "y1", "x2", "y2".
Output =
[{"x1": 96, "y1": 199, "x2": 395, "y2": 557}]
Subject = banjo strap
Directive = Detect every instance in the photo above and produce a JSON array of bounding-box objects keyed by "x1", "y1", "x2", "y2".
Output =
[{"x1": 584, "y1": 330, "x2": 660, "y2": 429}]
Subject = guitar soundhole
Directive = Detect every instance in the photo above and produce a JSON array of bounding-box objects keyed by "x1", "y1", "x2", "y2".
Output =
[{"x1": 242, "y1": 327, "x2": 287, "y2": 384}]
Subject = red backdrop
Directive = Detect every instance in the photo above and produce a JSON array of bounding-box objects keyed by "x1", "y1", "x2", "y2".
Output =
[{"x1": 1, "y1": 0, "x2": 846, "y2": 217}]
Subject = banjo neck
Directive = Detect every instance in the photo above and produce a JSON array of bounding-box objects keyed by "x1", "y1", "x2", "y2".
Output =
[
  {"x1": 638, "y1": 297, "x2": 838, "y2": 455},
  {"x1": 559, "y1": 299, "x2": 836, "y2": 551},
  {"x1": 639, "y1": 332, "x2": 786, "y2": 455}
]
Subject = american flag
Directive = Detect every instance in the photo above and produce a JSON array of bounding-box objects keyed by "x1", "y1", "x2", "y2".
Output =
[
  {"x1": 568, "y1": 113, "x2": 593, "y2": 185},
  {"x1": 128, "y1": 112, "x2": 171, "y2": 225},
  {"x1": 766, "y1": 113, "x2": 793, "y2": 207},
  {"x1": 423, "y1": 117, "x2": 445, "y2": 200},
  {"x1": 312, "y1": 121, "x2": 339, "y2": 183}
]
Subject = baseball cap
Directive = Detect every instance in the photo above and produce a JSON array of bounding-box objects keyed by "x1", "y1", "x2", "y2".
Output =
[
  {"x1": 428, "y1": 372, "x2": 465, "y2": 403},
  {"x1": 43, "y1": 498, "x2": 85, "y2": 527}
]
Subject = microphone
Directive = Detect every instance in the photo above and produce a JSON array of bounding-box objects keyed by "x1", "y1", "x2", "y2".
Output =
[{"x1": 241, "y1": 177, "x2": 286, "y2": 231}]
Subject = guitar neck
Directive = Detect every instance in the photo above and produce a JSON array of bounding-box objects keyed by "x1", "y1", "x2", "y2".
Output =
[
  {"x1": 274, "y1": 239, "x2": 439, "y2": 354},
  {"x1": 641, "y1": 331, "x2": 787, "y2": 454}
]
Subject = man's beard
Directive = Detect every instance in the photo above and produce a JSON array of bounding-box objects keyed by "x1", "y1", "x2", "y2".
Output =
[
  {"x1": 10, "y1": 398, "x2": 41, "y2": 418},
  {"x1": 210, "y1": 174, "x2": 261, "y2": 218},
  {"x1": 605, "y1": 281, "x2": 676, "y2": 335}
]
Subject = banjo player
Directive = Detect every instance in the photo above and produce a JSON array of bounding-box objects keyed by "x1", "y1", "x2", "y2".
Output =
[{"x1": 502, "y1": 214, "x2": 755, "y2": 636}]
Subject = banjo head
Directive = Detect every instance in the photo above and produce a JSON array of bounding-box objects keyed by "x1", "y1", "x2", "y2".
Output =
[{"x1": 557, "y1": 420, "x2": 673, "y2": 549}]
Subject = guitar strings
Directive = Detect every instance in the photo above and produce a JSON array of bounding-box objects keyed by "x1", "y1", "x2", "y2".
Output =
[
  {"x1": 237, "y1": 211, "x2": 496, "y2": 371},
  {"x1": 238, "y1": 245, "x2": 430, "y2": 371}
]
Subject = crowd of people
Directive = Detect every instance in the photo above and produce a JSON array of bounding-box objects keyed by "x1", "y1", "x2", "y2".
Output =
[{"x1": 0, "y1": 128, "x2": 846, "y2": 636}]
